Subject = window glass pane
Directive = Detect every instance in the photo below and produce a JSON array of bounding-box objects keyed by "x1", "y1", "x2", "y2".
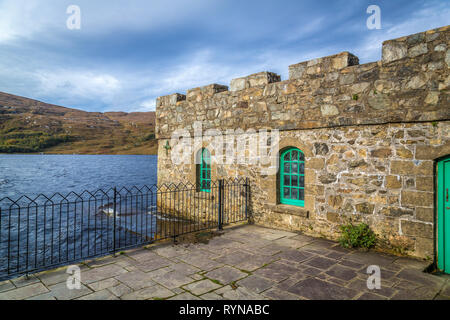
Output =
[
  {"x1": 284, "y1": 175, "x2": 290, "y2": 186},
  {"x1": 299, "y1": 176, "x2": 305, "y2": 187},
  {"x1": 292, "y1": 175, "x2": 298, "y2": 187},
  {"x1": 283, "y1": 163, "x2": 290, "y2": 174},
  {"x1": 298, "y1": 152, "x2": 305, "y2": 161},
  {"x1": 291, "y1": 188, "x2": 299, "y2": 200},
  {"x1": 299, "y1": 163, "x2": 305, "y2": 174},
  {"x1": 283, "y1": 187, "x2": 290, "y2": 199},
  {"x1": 299, "y1": 189, "x2": 305, "y2": 200},
  {"x1": 292, "y1": 150, "x2": 298, "y2": 161},
  {"x1": 284, "y1": 152, "x2": 290, "y2": 161},
  {"x1": 292, "y1": 162, "x2": 298, "y2": 174}
]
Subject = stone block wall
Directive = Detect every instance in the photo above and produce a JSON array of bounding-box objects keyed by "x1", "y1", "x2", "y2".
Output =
[{"x1": 155, "y1": 25, "x2": 450, "y2": 259}]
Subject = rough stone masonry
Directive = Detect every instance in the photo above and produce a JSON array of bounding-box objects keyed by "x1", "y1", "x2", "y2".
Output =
[{"x1": 155, "y1": 25, "x2": 450, "y2": 260}]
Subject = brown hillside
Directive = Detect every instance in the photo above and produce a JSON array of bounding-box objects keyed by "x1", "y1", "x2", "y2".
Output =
[{"x1": 0, "y1": 91, "x2": 157, "y2": 155}]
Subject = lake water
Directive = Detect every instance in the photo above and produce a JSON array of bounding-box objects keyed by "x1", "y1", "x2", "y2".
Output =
[
  {"x1": 0, "y1": 155, "x2": 159, "y2": 279},
  {"x1": 0, "y1": 155, "x2": 158, "y2": 199}
]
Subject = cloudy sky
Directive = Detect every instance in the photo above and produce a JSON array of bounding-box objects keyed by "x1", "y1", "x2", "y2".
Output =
[{"x1": 0, "y1": 0, "x2": 448, "y2": 112}]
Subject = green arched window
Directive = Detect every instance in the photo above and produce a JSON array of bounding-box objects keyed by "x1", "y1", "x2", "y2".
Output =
[
  {"x1": 197, "y1": 148, "x2": 211, "y2": 192},
  {"x1": 280, "y1": 147, "x2": 305, "y2": 206}
]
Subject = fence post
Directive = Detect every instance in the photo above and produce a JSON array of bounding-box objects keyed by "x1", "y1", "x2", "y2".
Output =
[
  {"x1": 113, "y1": 187, "x2": 117, "y2": 256},
  {"x1": 218, "y1": 179, "x2": 224, "y2": 230},
  {"x1": 245, "y1": 178, "x2": 250, "y2": 221}
]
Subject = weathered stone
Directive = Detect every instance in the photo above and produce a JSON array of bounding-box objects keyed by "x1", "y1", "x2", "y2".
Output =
[
  {"x1": 320, "y1": 104, "x2": 339, "y2": 116},
  {"x1": 289, "y1": 52, "x2": 358, "y2": 80},
  {"x1": 314, "y1": 143, "x2": 329, "y2": 156},
  {"x1": 367, "y1": 94, "x2": 390, "y2": 110},
  {"x1": 115, "y1": 270, "x2": 156, "y2": 290},
  {"x1": 424, "y1": 92, "x2": 439, "y2": 105},
  {"x1": 416, "y1": 176, "x2": 434, "y2": 192},
  {"x1": 415, "y1": 141, "x2": 450, "y2": 160},
  {"x1": 308, "y1": 158, "x2": 325, "y2": 169},
  {"x1": 371, "y1": 148, "x2": 392, "y2": 158},
  {"x1": 82, "y1": 264, "x2": 128, "y2": 284},
  {"x1": 355, "y1": 202, "x2": 375, "y2": 215},
  {"x1": 304, "y1": 256, "x2": 337, "y2": 269},
  {"x1": 380, "y1": 207, "x2": 414, "y2": 217},
  {"x1": 152, "y1": 271, "x2": 196, "y2": 289},
  {"x1": 327, "y1": 211, "x2": 340, "y2": 223},
  {"x1": 385, "y1": 175, "x2": 402, "y2": 189},
  {"x1": 401, "y1": 220, "x2": 433, "y2": 238},
  {"x1": 416, "y1": 207, "x2": 433, "y2": 222},
  {"x1": 390, "y1": 161, "x2": 433, "y2": 176},
  {"x1": 121, "y1": 284, "x2": 174, "y2": 300},
  {"x1": 236, "y1": 275, "x2": 276, "y2": 294},
  {"x1": 205, "y1": 266, "x2": 247, "y2": 285},
  {"x1": 408, "y1": 43, "x2": 428, "y2": 57},
  {"x1": 396, "y1": 147, "x2": 413, "y2": 159},
  {"x1": 0, "y1": 283, "x2": 49, "y2": 300},
  {"x1": 169, "y1": 292, "x2": 201, "y2": 300},
  {"x1": 319, "y1": 173, "x2": 336, "y2": 184},
  {"x1": 382, "y1": 42, "x2": 407, "y2": 63},
  {"x1": 45, "y1": 282, "x2": 92, "y2": 300},
  {"x1": 230, "y1": 72, "x2": 280, "y2": 92},
  {"x1": 76, "y1": 289, "x2": 119, "y2": 300},
  {"x1": 287, "y1": 278, "x2": 358, "y2": 300},
  {"x1": 401, "y1": 191, "x2": 433, "y2": 207},
  {"x1": 183, "y1": 279, "x2": 222, "y2": 296},
  {"x1": 348, "y1": 159, "x2": 367, "y2": 168},
  {"x1": 328, "y1": 195, "x2": 343, "y2": 209}
]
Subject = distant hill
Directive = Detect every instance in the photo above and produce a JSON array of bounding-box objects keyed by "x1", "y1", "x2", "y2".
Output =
[{"x1": 0, "y1": 91, "x2": 157, "y2": 154}]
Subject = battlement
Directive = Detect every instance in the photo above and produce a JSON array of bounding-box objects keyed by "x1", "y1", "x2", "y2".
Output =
[
  {"x1": 156, "y1": 25, "x2": 449, "y2": 138},
  {"x1": 289, "y1": 52, "x2": 359, "y2": 80}
]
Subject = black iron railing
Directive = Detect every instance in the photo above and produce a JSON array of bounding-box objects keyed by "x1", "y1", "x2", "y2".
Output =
[{"x1": 0, "y1": 178, "x2": 250, "y2": 280}]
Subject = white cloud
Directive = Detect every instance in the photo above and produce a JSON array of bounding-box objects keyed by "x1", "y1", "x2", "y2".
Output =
[
  {"x1": 35, "y1": 69, "x2": 121, "y2": 105},
  {"x1": 0, "y1": 0, "x2": 61, "y2": 43},
  {"x1": 0, "y1": 0, "x2": 216, "y2": 44}
]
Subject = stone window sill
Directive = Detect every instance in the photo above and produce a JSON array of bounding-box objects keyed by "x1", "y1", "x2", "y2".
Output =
[{"x1": 266, "y1": 203, "x2": 309, "y2": 218}]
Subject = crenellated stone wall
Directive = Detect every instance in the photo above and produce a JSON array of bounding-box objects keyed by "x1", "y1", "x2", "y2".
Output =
[{"x1": 156, "y1": 25, "x2": 450, "y2": 259}]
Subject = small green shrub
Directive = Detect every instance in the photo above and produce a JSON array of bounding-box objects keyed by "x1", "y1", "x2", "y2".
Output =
[{"x1": 339, "y1": 223, "x2": 377, "y2": 249}]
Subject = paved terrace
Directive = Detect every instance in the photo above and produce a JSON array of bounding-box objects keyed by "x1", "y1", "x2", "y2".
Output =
[{"x1": 0, "y1": 225, "x2": 449, "y2": 300}]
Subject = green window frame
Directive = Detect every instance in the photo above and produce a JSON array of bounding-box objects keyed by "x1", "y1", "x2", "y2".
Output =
[
  {"x1": 280, "y1": 147, "x2": 305, "y2": 206},
  {"x1": 198, "y1": 148, "x2": 211, "y2": 192}
]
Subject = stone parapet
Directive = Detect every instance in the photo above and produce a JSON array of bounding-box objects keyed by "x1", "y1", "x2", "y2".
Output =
[
  {"x1": 156, "y1": 25, "x2": 450, "y2": 139},
  {"x1": 230, "y1": 72, "x2": 281, "y2": 92},
  {"x1": 289, "y1": 51, "x2": 359, "y2": 80}
]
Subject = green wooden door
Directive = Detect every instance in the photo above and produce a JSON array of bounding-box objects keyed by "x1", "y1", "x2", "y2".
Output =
[{"x1": 437, "y1": 156, "x2": 450, "y2": 273}]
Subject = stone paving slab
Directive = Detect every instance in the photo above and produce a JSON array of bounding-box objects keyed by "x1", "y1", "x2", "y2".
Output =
[
  {"x1": 183, "y1": 279, "x2": 222, "y2": 295},
  {"x1": 0, "y1": 225, "x2": 448, "y2": 300},
  {"x1": 0, "y1": 282, "x2": 49, "y2": 300},
  {"x1": 152, "y1": 271, "x2": 196, "y2": 289},
  {"x1": 204, "y1": 266, "x2": 248, "y2": 285},
  {"x1": 0, "y1": 280, "x2": 15, "y2": 293}
]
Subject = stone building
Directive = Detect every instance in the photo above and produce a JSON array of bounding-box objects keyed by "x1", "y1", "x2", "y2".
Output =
[{"x1": 155, "y1": 26, "x2": 450, "y2": 269}]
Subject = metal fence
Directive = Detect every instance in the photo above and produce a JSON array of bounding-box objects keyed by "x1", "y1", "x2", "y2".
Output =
[{"x1": 0, "y1": 178, "x2": 250, "y2": 281}]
